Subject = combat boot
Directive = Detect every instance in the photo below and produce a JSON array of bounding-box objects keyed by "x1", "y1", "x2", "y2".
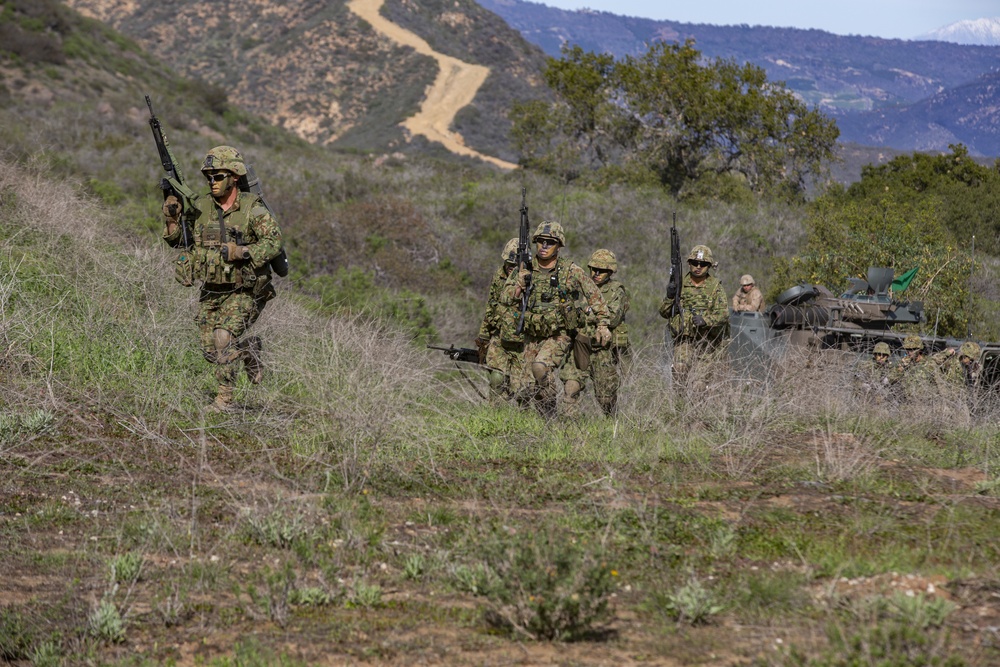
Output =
[
  {"x1": 242, "y1": 336, "x2": 263, "y2": 385},
  {"x1": 209, "y1": 385, "x2": 234, "y2": 413},
  {"x1": 559, "y1": 380, "x2": 583, "y2": 418}
]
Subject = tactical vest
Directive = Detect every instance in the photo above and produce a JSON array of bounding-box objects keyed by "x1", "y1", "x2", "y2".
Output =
[
  {"x1": 523, "y1": 258, "x2": 581, "y2": 338},
  {"x1": 194, "y1": 192, "x2": 272, "y2": 290}
]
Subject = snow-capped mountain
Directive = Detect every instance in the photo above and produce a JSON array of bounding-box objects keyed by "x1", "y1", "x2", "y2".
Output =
[{"x1": 917, "y1": 18, "x2": 1000, "y2": 45}]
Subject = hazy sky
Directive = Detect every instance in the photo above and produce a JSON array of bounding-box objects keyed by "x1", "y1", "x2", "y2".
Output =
[{"x1": 536, "y1": 0, "x2": 999, "y2": 39}]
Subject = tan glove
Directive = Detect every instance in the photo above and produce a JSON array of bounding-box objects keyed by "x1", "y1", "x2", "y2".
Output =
[
  {"x1": 594, "y1": 324, "x2": 611, "y2": 347},
  {"x1": 221, "y1": 242, "x2": 248, "y2": 262},
  {"x1": 162, "y1": 195, "x2": 181, "y2": 219},
  {"x1": 474, "y1": 337, "x2": 488, "y2": 364}
]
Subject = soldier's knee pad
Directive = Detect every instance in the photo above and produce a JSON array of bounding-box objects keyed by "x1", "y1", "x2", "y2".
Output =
[
  {"x1": 564, "y1": 379, "x2": 583, "y2": 399},
  {"x1": 205, "y1": 328, "x2": 240, "y2": 364},
  {"x1": 531, "y1": 361, "x2": 549, "y2": 384},
  {"x1": 488, "y1": 370, "x2": 506, "y2": 391}
]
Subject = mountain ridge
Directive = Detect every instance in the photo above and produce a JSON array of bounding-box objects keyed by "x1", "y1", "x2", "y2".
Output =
[{"x1": 918, "y1": 17, "x2": 1000, "y2": 46}]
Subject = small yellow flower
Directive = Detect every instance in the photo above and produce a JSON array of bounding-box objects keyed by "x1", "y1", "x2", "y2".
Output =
[{"x1": 611, "y1": 570, "x2": 619, "y2": 577}]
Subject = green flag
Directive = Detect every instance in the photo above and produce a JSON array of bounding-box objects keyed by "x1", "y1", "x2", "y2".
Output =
[{"x1": 891, "y1": 267, "x2": 919, "y2": 292}]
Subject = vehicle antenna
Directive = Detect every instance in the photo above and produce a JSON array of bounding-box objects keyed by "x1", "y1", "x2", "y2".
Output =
[
  {"x1": 968, "y1": 235, "x2": 975, "y2": 339},
  {"x1": 932, "y1": 308, "x2": 940, "y2": 340}
]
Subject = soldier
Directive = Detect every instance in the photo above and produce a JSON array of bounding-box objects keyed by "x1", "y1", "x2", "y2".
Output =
[
  {"x1": 476, "y1": 238, "x2": 525, "y2": 402},
  {"x1": 855, "y1": 341, "x2": 894, "y2": 400},
  {"x1": 501, "y1": 221, "x2": 611, "y2": 419},
  {"x1": 162, "y1": 146, "x2": 283, "y2": 411},
  {"x1": 560, "y1": 249, "x2": 630, "y2": 417},
  {"x1": 891, "y1": 334, "x2": 932, "y2": 399},
  {"x1": 936, "y1": 341, "x2": 981, "y2": 390},
  {"x1": 658, "y1": 245, "x2": 729, "y2": 384},
  {"x1": 732, "y1": 274, "x2": 765, "y2": 312}
]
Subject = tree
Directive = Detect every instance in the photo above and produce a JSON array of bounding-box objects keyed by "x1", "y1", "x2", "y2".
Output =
[{"x1": 510, "y1": 40, "x2": 839, "y2": 199}]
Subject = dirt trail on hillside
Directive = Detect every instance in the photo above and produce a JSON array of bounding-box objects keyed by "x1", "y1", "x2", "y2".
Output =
[{"x1": 347, "y1": 0, "x2": 517, "y2": 170}]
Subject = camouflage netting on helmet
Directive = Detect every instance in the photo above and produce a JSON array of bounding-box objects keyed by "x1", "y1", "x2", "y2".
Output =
[
  {"x1": 588, "y1": 249, "x2": 617, "y2": 273},
  {"x1": 688, "y1": 245, "x2": 715, "y2": 265},
  {"x1": 502, "y1": 237, "x2": 518, "y2": 263},
  {"x1": 960, "y1": 341, "x2": 981, "y2": 359},
  {"x1": 532, "y1": 221, "x2": 565, "y2": 246},
  {"x1": 873, "y1": 342, "x2": 891, "y2": 355},
  {"x1": 903, "y1": 334, "x2": 923, "y2": 350},
  {"x1": 202, "y1": 145, "x2": 247, "y2": 176}
]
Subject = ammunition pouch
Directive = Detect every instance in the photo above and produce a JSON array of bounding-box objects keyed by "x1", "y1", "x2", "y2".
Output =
[
  {"x1": 174, "y1": 249, "x2": 194, "y2": 287},
  {"x1": 523, "y1": 307, "x2": 563, "y2": 338},
  {"x1": 613, "y1": 323, "x2": 630, "y2": 352},
  {"x1": 561, "y1": 302, "x2": 581, "y2": 331}
]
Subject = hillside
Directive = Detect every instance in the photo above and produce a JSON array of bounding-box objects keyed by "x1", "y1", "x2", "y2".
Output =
[
  {"x1": 61, "y1": 0, "x2": 550, "y2": 163},
  {"x1": 478, "y1": 0, "x2": 1000, "y2": 155},
  {"x1": 3, "y1": 3, "x2": 1000, "y2": 666}
]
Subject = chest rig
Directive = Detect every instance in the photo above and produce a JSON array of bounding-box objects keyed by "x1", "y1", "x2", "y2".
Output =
[
  {"x1": 523, "y1": 258, "x2": 582, "y2": 336},
  {"x1": 197, "y1": 194, "x2": 257, "y2": 286}
]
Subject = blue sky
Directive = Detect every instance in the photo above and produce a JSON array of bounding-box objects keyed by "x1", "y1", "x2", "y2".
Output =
[{"x1": 536, "y1": 0, "x2": 999, "y2": 39}]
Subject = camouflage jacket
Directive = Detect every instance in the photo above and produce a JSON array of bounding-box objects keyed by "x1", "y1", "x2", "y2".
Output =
[
  {"x1": 164, "y1": 191, "x2": 282, "y2": 290},
  {"x1": 855, "y1": 358, "x2": 894, "y2": 389},
  {"x1": 582, "y1": 279, "x2": 629, "y2": 347},
  {"x1": 658, "y1": 273, "x2": 728, "y2": 341},
  {"x1": 500, "y1": 256, "x2": 609, "y2": 339},
  {"x1": 888, "y1": 354, "x2": 934, "y2": 389},
  {"x1": 478, "y1": 265, "x2": 523, "y2": 344},
  {"x1": 732, "y1": 286, "x2": 765, "y2": 313},
  {"x1": 934, "y1": 350, "x2": 980, "y2": 389}
]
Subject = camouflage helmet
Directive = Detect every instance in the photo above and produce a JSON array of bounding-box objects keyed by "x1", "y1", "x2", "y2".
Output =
[
  {"x1": 201, "y1": 145, "x2": 247, "y2": 177},
  {"x1": 902, "y1": 334, "x2": 924, "y2": 351},
  {"x1": 959, "y1": 341, "x2": 981, "y2": 360},
  {"x1": 687, "y1": 245, "x2": 715, "y2": 265},
  {"x1": 532, "y1": 221, "x2": 565, "y2": 246},
  {"x1": 588, "y1": 249, "x2": 618, "y2": 273},
  {"x1": 501, "y1": 237, "x2": 519, "y2": 264},
  {"x1": 740, "y1": 274, "x2": 755, "y2": 286},
  {"x1": 873, "y1": 342, "x2": 891, "y2": 356}
]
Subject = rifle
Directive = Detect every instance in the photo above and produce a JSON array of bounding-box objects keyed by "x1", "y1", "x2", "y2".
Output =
[
  {"x1": 239, "y1": 164, "x2": 289, "y2": 277},
  {"x1": 515, "y1": 187, "x2": 533, "y2": 334},
  {"x1": 145, "y1": 94, "x2": 198, "y2": 249},
  {"x1": 427, "y1": 344, "x2": 481, "y2": 364},
  {"x1": 665, "y1": 212, "x2": 683, "y2": 322}
]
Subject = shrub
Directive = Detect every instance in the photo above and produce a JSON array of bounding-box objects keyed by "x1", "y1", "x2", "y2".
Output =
[
  {"x1": 477, "y1": 526, "x2": 616, "y2": 641},
  {"x1": 657, "y1": 576, "x2": 724, "y2": 625}
]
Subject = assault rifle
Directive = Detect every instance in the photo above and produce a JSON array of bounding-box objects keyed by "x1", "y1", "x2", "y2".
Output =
[
  {"x1": 665, "y1": 213, "x2": 683, "y2": 321},
  {"x1": 427, "y1": 344, "x2": 481, "y2": 364},
  {"x1": 145, "y1": 94, "x2": 198, "y2": 249},
  {"x1": 515, "y1": 187, "x2": 533, "y2": 334}
]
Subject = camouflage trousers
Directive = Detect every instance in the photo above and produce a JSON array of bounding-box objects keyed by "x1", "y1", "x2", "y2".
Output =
[
  {"x1": 671, "y1": 336, "x2": 726, "y2": 388},
  {"x1": 197, "y1": 285, "x2": 272, "y2": 385},
  {"x1": 521, "y1": 332, "x2": 571, "y2": 418},
  {"x1": 560, "y1": 344, "x2": 624, "y2": 416},
  {"x1": 485, "y1": 339, "x2": 526, "y2": 403}
]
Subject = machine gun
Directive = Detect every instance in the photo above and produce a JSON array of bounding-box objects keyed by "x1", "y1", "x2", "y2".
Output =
[
  {"x1": 427, "y1": 344, "x2": 481, "y2": 364},
  {"x1": 664, "y1": 213, "x2": 683, "y2": 322},
  {"x1": 515, "y1": 187, "x2": 533, "y2": 334},
  {"x1": 145, "y1": 94, "x2": 198, "y2": 249}
]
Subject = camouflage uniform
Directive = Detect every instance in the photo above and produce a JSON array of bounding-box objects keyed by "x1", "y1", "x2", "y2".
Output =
[
  {"x1": 560, "y1": 249, "x2": 630, "y2": 416},
  {"x1": 732, "y1": 274, "x2": 765, "y2": 312},
  {"x1": 477, "y1": 239, "x2": 525, "y2": 402},
  {"x1": 855, "y1": 341, "x2": 895, "y2": 403},
  {"x1": 890, "y1": 335, "x2": 934, "y2": 401},
  {"x1": 658, "y1": 246, "x2": 728, "y2": 381},
  {"x1": 500, "y1": 222, "x2": 609, "y2": 418},
  {"x1": 934, "y1": 341, "x2": 981, "y2": 392},
  {"x1": 163, "y1": 146, "x2": 282, "y2": 409}
]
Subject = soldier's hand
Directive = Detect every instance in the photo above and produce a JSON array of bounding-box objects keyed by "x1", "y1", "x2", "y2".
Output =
[
  {"x1": 666, "y1": 283, "x2": 676, "y2": 299},
  {"x1": 692, "y1": 313, "x2": 707, "y2": 327},
  {"x1": 594, "y1": 325, "x2": 612, "y2": 347},
  {"x1": 474, "y1": 337, "x2": 488, "y2": 364},
  {"x1": 516, "y1": 268, "x2": 530, "y2": 289},
  {"x1": 221, "y1": 242, "x2": 248, "y2": 262},
  {"x1": 162, "y1": 195, "x2": 181, "y2": 219}
]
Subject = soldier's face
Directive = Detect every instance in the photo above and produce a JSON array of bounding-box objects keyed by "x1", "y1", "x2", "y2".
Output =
[
  {"x1": 206, "y1": 170, "x2": 235, "y2": 198},
  {"x1": 535, "y1": 238, "x2": 559, "y2": 260},
  {"x1": 590, "y1": 268, "x2": 611, "y2": 286},
  {"x1": 689, "y1": 260, "x2": 710, "y2": 278},
  {"x1": 874, "y1": 353, "x2": 889, "y2": 365},
  {"x1": 742, "y1": 283, "x2": 753, "y2": 292},
  {"x1": 961, "y1": 355, "x2": 973, "y2": 366}
]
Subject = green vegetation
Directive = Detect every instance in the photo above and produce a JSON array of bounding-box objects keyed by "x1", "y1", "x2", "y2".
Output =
[
  {"x1": 0, "y1": 4, "x2": 998, "y2": 665},
  {"x1": 511, "y1": 41, "x2": 839, "y2": 199}
]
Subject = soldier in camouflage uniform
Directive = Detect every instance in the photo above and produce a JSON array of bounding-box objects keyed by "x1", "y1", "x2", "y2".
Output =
[
  {"x1": 560, "y1": 249, "x2": 630, "y2": 417},
  {"x1": 890, "y1": 334, "x2": 933, "y2": 400},
  {"x1": 855, "y1": 341, "x2": 895, "y2": 402},
  {"x1": 162, "y1": 146, "x2": 283, "y2": 411},
  {"x1": 475, "y1": 238, "x2": 525, "y2": 403},
  {"x1": 501, "y1": 222, "x2": 611, "y2": 419},
  {"x1": 732, "y1": 274, "x2": 765, "y2": 312},
  {"x1": 935, "y1": 341, "x2": 981, "y2": 390},
  {"x1": 658, "y1": 245, "x2": 729, "y2": 384}
]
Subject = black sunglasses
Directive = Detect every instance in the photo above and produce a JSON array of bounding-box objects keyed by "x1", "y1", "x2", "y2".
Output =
[
  {"x1": 205, "y1": 172, "x2": 229, "y2": 183},
  {"x1": 689, "y1": 260, "x2": 711, "y2": 268},
  {"x1": 537, "y1": 239, "x2": 559, "y2": 248}
]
